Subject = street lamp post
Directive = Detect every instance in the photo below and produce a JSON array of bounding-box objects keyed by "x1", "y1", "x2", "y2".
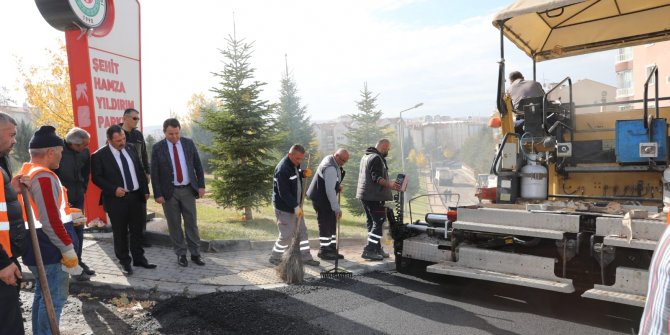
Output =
[{"x1": 399, "y1": 103, "x2": 424, "y2": 173}]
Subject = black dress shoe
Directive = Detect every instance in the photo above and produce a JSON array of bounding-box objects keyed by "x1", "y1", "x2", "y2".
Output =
[
  {"x1": 191, "y1": 256, "x2": 205, "y2": 266},
  {"x1": 80, "y1": 262, "x2": 96, "y2": 276},
  {"x1": 121, "y1": 263, "x2": 133, "y2": 275},
  {"x1": 133, "y1": 260, "x2": 157, "y2": 269},
  {"x1": 178, "y1": 255, "x2": 188, "y2": 267}
]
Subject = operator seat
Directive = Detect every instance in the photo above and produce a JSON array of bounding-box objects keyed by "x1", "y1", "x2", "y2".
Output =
[{"x1": 514, "y1": 96, "x2": 545, "y2": 135}]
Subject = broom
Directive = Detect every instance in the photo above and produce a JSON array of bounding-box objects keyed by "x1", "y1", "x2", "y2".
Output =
[
  {"x1": 277, "y1": 154, "x2": 311, "y2": 284},
  {"x1": 321, "y1": 193, "x2": 352, "y2": 279}
]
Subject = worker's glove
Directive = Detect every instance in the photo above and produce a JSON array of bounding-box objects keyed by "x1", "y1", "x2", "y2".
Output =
[
  {"x1": 70, "y1": 209, "x2": 87, "y2": 226},
  {"x1": 302, "y1": 168, "x2": 312, "y2": 178},
  {"x1": 60, "y1": 249, "x2": 79, "y2": 269},
  {"x1": 294, "y1": 207, "x2": 304, "y2": 219}
]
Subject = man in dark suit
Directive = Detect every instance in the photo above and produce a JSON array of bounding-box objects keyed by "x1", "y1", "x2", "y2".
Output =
[
  {"x1": 91, "y1": 125, "x2": 156, "y2": 275},
  {"x1": 151, "y1": 118, "x2": 206, "y2": 267}
]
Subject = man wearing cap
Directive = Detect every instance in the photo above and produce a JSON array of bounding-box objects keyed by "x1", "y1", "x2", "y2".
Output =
[
  {"x1": 119, "y1": 108, "x2": 152, "y2": 247},
  {"x1": 0, "y1": 112, "x2": 28, "y2": 335},
  {"x1": 19, "y1": 125, "x2": 81, "y2": 335},
  {"x1": 91, "y1": 125, "x2": 155, "y2": 276},
  {"x1": 54, "y1": 127, "x2": 95, "y2": 281}
]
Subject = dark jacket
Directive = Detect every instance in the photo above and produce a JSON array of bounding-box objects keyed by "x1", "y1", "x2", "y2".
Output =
[
  {"x1": 356, "y1": 147, "x2": 392, "y2": 202},
  {"x1": 272, "y1": 155, "x2": 307, "y2": 213},
  {"x1": 150, "y1": 137, "x2": 205, "y2": 201},
  {"x1": 120, "y1": 124, "x2": 149, "y2": 175},
  {"x1": 54, "y1": 142, "x2": 90, "y2": 206},
  {"x1": 306, "y1": 155, "x2": 344, "y2": 212},
  {"x1": 0, "y1": 157, "x2": 26, "y2": 269},
  {"x1": 91, "y1": 143, "x2": 149, "y2": 211}
]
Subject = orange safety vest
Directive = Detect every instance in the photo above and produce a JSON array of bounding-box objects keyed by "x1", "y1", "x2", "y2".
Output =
[
  {"x1": 18, "y1": 163, "x2": 72, "y2": 229},
  {"x1": 0, "y1": 169, "x2": 11, "y2": 258}
]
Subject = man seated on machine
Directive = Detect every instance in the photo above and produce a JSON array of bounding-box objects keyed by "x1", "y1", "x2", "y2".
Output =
[{"x1": 507, "y1": 71, "x2": 545, "y2": 134}]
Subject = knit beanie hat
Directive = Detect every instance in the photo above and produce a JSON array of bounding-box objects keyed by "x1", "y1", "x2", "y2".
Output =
[{"x1": 29, "y1": 126, "x2": 64, "y2": 149}]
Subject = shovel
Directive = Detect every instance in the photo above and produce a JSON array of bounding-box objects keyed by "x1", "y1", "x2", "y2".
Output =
[{"x1": 21, "y1": 185, "x2": 60, "y2": 335}]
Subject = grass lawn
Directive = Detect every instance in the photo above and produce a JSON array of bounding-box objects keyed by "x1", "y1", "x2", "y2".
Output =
[{"x1": 146, "y1": 193, "x2": 369, "y2": 241}]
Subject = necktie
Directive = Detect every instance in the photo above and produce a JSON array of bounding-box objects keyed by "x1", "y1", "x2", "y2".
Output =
[
  {"x1": 173, "y1": 143, "x2": 183, "y2": 183},
  {"x1": 119, "y1": 149, "x2": 135, "y2": 191}
]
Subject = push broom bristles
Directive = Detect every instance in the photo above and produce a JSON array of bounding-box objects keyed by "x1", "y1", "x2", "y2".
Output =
[{"x1": 277, "y1": 229, "x2": 304, "y2": 284}]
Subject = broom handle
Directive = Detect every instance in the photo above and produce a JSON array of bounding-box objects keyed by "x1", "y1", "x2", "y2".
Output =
[
  {"x1": 335, "y1": 192, "x2": 341, "y2": 269},
  {"x1": 299, "y1": 154, "x2": 311, "y2": 209},
  {"x1": 295, "y1": 154, "x2": 312, "y2": 237},
  {"x1": 21, "y1": 185, "x2": 60, "y2": 335}
]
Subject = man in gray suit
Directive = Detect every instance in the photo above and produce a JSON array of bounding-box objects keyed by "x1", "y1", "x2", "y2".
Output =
[{"x1": 150, "y1": 118, "x2": 206, "y2": 267}]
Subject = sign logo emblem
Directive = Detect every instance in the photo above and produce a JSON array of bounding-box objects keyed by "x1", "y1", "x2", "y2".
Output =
[{"x1": 69, "y1": 0, "x2": 107, "y2": 28}]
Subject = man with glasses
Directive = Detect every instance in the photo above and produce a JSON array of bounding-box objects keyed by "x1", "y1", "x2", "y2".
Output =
[
  {"x1": 119, "y1": 108, "x2": 152, "y2": 247},
  {"x1": 307, "y1": 148, "x2": 349, "y2": 260}
]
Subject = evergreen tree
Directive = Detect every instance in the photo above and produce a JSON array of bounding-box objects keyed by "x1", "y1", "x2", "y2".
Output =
[
  {"x1": 201, "y1": 33, "x2": 276, "y2": 221},
  {"x1": 342, "y1": 83, "x2": 388, "y2": 216},
  {"x1": 145, "y1": 134, "x2": 156, "y2": 164},
  {"x1": 12, "y1": 120, "x2": 33, "y2": 165},
  {"x1": 275, "y1": 57, "x2": 314, "y2": 154}
]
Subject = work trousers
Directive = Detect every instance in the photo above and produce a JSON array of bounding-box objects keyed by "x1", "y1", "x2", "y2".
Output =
[
  {"x1": 270, "y1": 209, "x2": 313, "y2": 261},
  {"x1": 162, "y1": 187, "x2": 201, "y2": 257},
  {"x1": 312, "y1": 202, "x2": 337, "y2": 252},
  {"x1": 0, "y1": 259, "x2": 24, "y2": 335},
  {"x1": 108, "y1": 191, "x2": 146, "y2": 265},
  {"x1": 28, "y1": 263, "x2": 69, "y2": 335},
  {"x1": 362, "y1": 200, "x2": 386, "y2": 251},
  {"x1": 70, "y1": 198, "x2": 85, "y2": 259}
]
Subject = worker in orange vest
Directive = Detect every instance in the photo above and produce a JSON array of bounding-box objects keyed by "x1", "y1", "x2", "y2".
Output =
[
  {"x1": 0, "y1": 112, "x2": 29, "y2": 335},
  {"x1": 20, "y1": 126, "x2": 80, "y2": 335}
]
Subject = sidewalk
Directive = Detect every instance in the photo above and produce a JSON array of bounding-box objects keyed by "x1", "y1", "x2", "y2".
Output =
[{"x1": 21, "y1": 219, "x2": 396, "y2": 299}]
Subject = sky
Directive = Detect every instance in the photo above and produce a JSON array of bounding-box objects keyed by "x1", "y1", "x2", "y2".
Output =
[{"x1": 0, "y1": 0, "x2": 617, "y2": 127}]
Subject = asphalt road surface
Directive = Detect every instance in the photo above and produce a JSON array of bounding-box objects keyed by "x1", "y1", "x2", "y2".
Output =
[
  {"x1": 293, "y1": 271, "x2": 640, "y2": 335},
  {"x1": 143, "y1": 270, "x2": 642, "y2": 335},
  {"x1": 19, "y1": 270, "x2": 642, "y2": 334}
]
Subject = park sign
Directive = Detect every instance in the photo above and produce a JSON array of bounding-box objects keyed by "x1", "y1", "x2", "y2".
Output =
[{"x1": 35, "y1": 0, "x2": 142, "y2": 225}]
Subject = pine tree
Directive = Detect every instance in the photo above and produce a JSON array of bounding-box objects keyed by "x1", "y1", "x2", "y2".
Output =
[
  {"x1": 12, "y1": 120, "x2": 34, "y2": 165},
  {"x1": 341, "y1": 83, "x2": 388, "y2": 215},
  {"x1": 275, "y1": 56, "x2": 314, "y2": 154},
  {"x1": 201, "y1": 32, "x2": 276, "y2": 221}
]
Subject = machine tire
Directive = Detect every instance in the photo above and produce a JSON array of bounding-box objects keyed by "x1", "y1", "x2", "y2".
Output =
[{"x1": 395, "y1": 252, "x2": 428, "y2": 275}]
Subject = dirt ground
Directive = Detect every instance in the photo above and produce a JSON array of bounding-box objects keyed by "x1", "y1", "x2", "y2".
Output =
[{"x1": 19, "y1": 280, "x2": 333, "y2": 335}]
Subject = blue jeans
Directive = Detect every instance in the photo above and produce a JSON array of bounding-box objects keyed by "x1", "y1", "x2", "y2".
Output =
[{"x1": 28, "y1": 263, "x2": 69, "y2": 335}]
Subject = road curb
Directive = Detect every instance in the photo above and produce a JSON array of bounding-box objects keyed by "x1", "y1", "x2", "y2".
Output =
[
  {"x1": 22, "y1": 259, "x2": 396, "y2": 301},
  {"x1": 84, "y1": 230, "x2": 367, "y2": 253}
]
